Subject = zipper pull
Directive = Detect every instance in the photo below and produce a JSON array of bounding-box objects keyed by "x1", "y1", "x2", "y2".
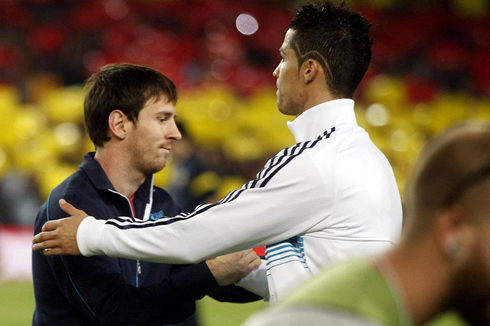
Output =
[{"x1": 137, "y1": 260, "x2": 142, "y2": 275}]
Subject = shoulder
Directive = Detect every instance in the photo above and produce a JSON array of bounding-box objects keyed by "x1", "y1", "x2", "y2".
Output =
[
  {"x1": 335, "y1": 125, "x2": 393, "y2": 176},
  {"x1": 50, "y1": 168, "x2": 94, "y2": 200},
  {"x1": 279, "y1": 259, "x2": 404, "y2": 326},
  {"x1": 336, "y1": 125, "x2": 381, "y2": 156},
  {"x1": 152, "y1": 185, "x2": 177, "y2": 206},
  {"x1": 293, "y1": 126, "x2": 350, "y2": 165},
  {"x1": 281, "y1": 259, "x2": 387, "y2": 312},
  {"x1": 42, "y1": 169, "x2": 104, "y2": 221},
  {"x1": 152, "y1": 185, "x2": 173, "y2": 200}
]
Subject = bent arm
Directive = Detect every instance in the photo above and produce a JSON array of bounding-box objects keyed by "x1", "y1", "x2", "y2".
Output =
[
  {"x1": 48, "y1": 255, "x2": 212, "y2": 325},
  {"x1": 33, "y1": 200, "x2": 218, "y2": 325}
]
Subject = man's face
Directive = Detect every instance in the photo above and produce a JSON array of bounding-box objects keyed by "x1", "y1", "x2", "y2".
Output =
[
  {"x1": 127, "y1": 96, "x2": 181, "y2": 176},
  {"x1": 273, "y1": 29, "x2": 304, "y2": 116}
]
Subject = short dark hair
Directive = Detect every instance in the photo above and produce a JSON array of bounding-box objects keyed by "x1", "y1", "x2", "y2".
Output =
[
  {"x1": 288, "y1": 1, "x2": 373, "y2": 98},
  {"x1": 84, "y1": 63, "x2": 178, "y2": 147},
  {"x1": 404, "y1": 122, "x2": 490, "y2": 239}
]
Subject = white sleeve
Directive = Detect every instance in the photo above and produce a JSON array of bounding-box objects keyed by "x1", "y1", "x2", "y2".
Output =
[
  {"x1": 77, "y1": 153, "x2": 335, "y2": 263},
  {"x1": 235, "y1": 260, "x2": 269, "y2": 300},
  {"x1": 77, "y1": 217, "x2": 106, "y2": 256}
]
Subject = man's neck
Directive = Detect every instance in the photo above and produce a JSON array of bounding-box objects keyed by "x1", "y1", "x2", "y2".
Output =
[
  {"x1": 296, "y1": 87, "x2": 337, "y2": 117},
  {"x1": 94, "y1": 149, "x2": 146, "y2": 198},
  {"x1": 382, "y1": 242, "x2": 452, "y2": 325}
]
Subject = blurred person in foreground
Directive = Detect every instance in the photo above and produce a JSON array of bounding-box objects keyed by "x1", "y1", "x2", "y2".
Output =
[
  {"x1": 244, "y1": 121, "x2": 490, "y2": 326},
  {"x1": 31, "y1": 63, "x2": 261, "y2": 326},
  {"x1": 33, "y1": 1, "x2": 402, "y2": 303}
]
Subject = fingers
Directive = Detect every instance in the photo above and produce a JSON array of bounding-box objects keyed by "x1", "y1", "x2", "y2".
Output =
[
  {"x1": 236, "y1": 249, "x2": 254, "y2": 259},
  {"x1": 59, "y1": 199, "x2": 87, "y2": 217},
  {"x1": 32, "y1": 239, "x2": 60, "y2": 251},
  {"x1": 206, "y1": 248, "x2": 265, "y2": 285},
  {"x1": 33, "y1": 220, "x2": 62, "y2": 251},
  {"x1": 33, "y1": 219, "x2": 65, "y2": 251},
  {"x1": 237, "y1": 249, "x2": 261, "y2": 273},
  {"x1": 32, "y1": 214, "x2": 84, "y2": 256},
  {"x1": 41, "y1": 220, "x2": 61, "y2": 232},
  {"x1": 41, "y1": 247, "x2": 66, "y2": 256},
  {"x1": 33, "y1": 227, "x2": 57, "y2": 246},
  {"x1": 246, "y1": 251, "x2": 261, "y2": 272},
  {"x1": 32, "y1": 225, "x2": 62, "y2": 252},
  {"x1": 244, "y1": 249, "x2": 259, "y2": 262},
  {"x1": 32, "y1": 230, "x2": 81, "y2": 255}
]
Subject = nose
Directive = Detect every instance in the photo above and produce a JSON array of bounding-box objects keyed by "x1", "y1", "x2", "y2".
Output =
[
  {"x1": 273, "y1": 64, "x2": 279, "y2": 78},
  {"x1": 168, "y1": 120, "x2": 182, "y2": 141}
]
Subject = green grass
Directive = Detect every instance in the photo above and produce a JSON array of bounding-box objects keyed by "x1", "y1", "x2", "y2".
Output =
[
  {"x1": 197, "y1": 296, "x2": 268, "y2": 326},
  {"x1": 0, "y1": 282, "x2": 266, "y2": 326},
  {"x1": 0, "y1": 282, "x2": 35, "y2": 326},
  {"x1": 0, "y1": 281, "x2": 470, "y2": 326}
]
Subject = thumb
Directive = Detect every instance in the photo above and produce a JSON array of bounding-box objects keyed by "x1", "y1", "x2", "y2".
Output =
[{"x1": 59, "y1": 198, "x2": 85, "y2": 216}]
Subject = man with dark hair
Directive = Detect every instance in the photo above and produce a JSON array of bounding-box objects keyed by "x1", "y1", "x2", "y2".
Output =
[
  {"x1": 33, "y1": 1, "x2": 402, "y2": 303},
  {"x1": 286, "y1": 1, "x2": 372, "y2": 100},
  {"x1": 32, "y1": 63, "x2": 261, "y2": 326},
  {"x1": 83, "y1": 63, "x2": 178, "y2": 148},
  {"x1": 243, "y1": 121, "x2": 490, "y2": 326}
]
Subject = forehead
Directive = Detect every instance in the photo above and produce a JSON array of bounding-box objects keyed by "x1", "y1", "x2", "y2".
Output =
[
  {"x1": 280, "y1": 29, "x2": 296, "y2": 54},
  {"x1": 141, "y1": 96, "x2": 176, "y2": 114}
]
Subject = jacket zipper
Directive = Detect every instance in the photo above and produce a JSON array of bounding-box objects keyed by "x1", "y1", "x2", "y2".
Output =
[{"x1": 108, "y1": 189, "x2": 141, "y2": 287}]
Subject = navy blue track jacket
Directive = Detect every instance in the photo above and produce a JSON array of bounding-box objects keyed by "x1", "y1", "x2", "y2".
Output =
[{"x1": 32, "y1": 153, "x2": 257, "y2": 326}]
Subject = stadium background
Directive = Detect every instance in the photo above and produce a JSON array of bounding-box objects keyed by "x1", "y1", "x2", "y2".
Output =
[{"x1": 0, "y1": 0, "x2": 489, "y2": 325}]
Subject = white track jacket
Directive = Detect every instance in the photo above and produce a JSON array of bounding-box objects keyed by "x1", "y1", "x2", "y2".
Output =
[{"x1": 77, "y1": 99, "x2": 403, "y2": 302}]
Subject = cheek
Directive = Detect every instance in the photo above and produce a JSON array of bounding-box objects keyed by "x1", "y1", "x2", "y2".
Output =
[
  {"x1": 280, "y1": 66, "x2": 290, "y2": 80},
  {"x1": 483, "y1": 243, "x2": 490, "y2": 279},
  {"x1": 480, "y1": 226, "x2": 490, "y2": 266},
  {"x1": 470, "y1": 236, "x2": 490, "y2": 290}
]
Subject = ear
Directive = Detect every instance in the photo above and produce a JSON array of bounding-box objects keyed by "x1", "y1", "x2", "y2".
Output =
[
  {"x1": 435, "y1": 204, "x2": 475, "y2": 263},
  {"x1": 302, "y1": 59, "x2": 321, "y2": 84},
  {"x1": 108, "y1": 110, "x2": 130, "y2": 141}
]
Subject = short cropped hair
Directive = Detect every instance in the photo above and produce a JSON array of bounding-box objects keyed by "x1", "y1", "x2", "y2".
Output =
[
  {"x1": 288, "y1": 1, "x2": 372, "y2": 98},
  {"x1": 404, "y1": 122, "x2": 490, "y2": 235},
  {"x1": 84, "y1": 63, "x2": 178, "y2": 147}
]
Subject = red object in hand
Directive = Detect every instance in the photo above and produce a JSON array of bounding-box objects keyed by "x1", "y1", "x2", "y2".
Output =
[{"x1": 253, "y1": 246, "x2": 265, "y2": 257}]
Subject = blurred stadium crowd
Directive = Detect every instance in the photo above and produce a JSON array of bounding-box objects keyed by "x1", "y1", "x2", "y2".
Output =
[{"x1": 0, "y1": 0, "x2": 489, "y2": 225}]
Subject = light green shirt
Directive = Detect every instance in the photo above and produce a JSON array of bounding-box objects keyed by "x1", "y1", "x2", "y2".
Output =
[{"x1": 244, "y1": 258, "x2": 468, "y2": 326}]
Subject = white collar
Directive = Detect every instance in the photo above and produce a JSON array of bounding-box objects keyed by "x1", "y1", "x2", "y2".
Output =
[{"x1": 287, "y1": 99, "x2": 357, "y2": 142}]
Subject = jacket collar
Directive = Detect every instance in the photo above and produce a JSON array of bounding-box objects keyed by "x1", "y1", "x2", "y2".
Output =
[
  {"x1": 287, "y1": 99, "x2": 357, "y2": 143},
  {"x1": 80, "y1": 152, "x2": 153, "y2": 203}
]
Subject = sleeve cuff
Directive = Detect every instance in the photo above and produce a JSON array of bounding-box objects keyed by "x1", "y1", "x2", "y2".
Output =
[
  {"x1": 77, "y1": 216, "x2": 106, "y2": 256},
  {"x1": 168, "y1": 261, "x2": 219, "y2": 300},
  {"x1": 235, "y1": 259, "x2": 269, "y2": 300}
]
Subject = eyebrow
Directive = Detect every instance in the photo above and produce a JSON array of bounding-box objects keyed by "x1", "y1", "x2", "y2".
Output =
[{"x1": 155, "y1": 110, "x2": 177, "y2": 118}]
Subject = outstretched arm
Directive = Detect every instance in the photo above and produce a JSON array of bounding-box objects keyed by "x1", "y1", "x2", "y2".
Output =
[
  {"x1": 34, "y1": 200, "x2": 262, "y2": 284},
  {"x1": 34, "y1": 155, "x2": 333, "y2": 264}
]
